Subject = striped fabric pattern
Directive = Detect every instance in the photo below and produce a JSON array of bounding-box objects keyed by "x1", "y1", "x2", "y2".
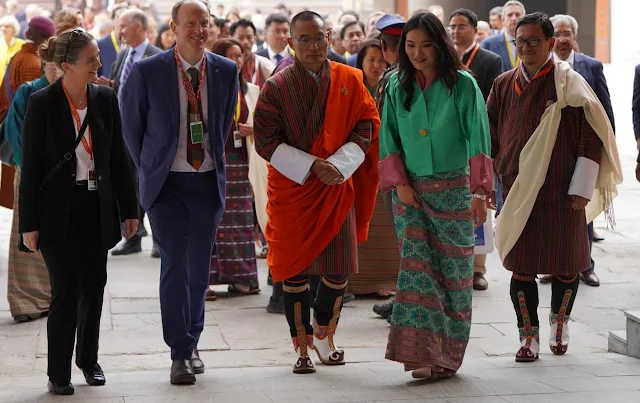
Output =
[
  {"x1": 487, "y1": 61, "x2": 603, "y2": 276},
  {"x1": 210, "y1": 93, "x2": 259, "y2": 287},
  {"x1": 7, "y1": 168, "x2": 51, "y2": 317},
  {"x1": 386, "y1": 169, "x2": 474, "y2": 372},
  {"x1": 348, "y1": 193, "x2": 400, "y2": 294}
]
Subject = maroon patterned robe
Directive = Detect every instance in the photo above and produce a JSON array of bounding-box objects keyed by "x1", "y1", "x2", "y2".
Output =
[{"x1": 486, "y1": 59, "x2": 603, "y2": 276}]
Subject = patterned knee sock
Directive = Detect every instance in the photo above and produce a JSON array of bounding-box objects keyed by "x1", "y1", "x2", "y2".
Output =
[
  {"x1": 551, "y1": 275, "x2": 579, "y2": 316},
  {"x1": 510, "y1": 277, "x2": 540, "y2": 329},
  {"x1": 283, "y1": 279, "x2": 313, "y2": 339},
  {"x1": 313, "y1": 276, "x2": 348, "y2": 327}
]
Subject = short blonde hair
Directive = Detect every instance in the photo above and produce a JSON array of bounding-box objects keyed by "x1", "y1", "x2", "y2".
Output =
[
  {"x1": 0, "y1": 15, "x2": 20, "y2": 36},
  {"x1": 502, "y1": 1, "x2": 526, "y2": 17},
  {"x1": 54, "y1": 7, "x2": 83, "y2": 36}
]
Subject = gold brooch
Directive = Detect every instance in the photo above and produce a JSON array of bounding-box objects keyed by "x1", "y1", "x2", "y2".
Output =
[
  {"x1": 420, "y1": 128, "x2": 428, "y2": 137},
  {"x1": 341, "y1": 87, "x2": 349, "y2": 96}
]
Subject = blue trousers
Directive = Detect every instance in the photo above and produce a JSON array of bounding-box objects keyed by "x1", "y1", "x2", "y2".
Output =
[{"x1": 147, "y1": 171, "x2": 222, "y2": 360}]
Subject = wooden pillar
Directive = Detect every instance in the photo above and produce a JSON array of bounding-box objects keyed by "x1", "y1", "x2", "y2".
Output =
[
  {"x1": 594, "y1": 0, "x2": 611, "y2": 62},
  {"x1": 396, "y1": 0, "x2": 409, "y2": 19}
]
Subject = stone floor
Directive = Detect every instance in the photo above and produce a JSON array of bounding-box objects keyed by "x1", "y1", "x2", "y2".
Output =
[{"x1": 1, "y1": 64, "x2": 640, "y2": 402}]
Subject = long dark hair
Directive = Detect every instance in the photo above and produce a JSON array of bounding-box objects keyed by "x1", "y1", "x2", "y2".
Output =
[
  {"x1": 211, "y1": 38, "x2": 248, "y2": 94},
  {"x1": 397, "y1": 13, "x2": 463, "y2": 111}
]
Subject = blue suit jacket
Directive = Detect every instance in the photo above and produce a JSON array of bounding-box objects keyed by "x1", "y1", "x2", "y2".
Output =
[
  {"x1": 572, "y1": 53, "x2": 615, "y2": 133},
  {"x1": 481, "y1": 33, "x2": 514, "y2": 72},
  {"x1": 120, "y1": 49, "x2": 239, "y2": 211},
  {"x1": 97, "y1": 34, "x2": 118, "y2": 78}
]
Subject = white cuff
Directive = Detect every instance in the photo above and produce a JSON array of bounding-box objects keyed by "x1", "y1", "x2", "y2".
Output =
[
  {"x1": 325, "y1": 142, "x2": 366, "y2": 183},
  {"x1": 568, "y1": 157, "x2": 599, "y2": 200},
  {"x1": 269, "y1": 143, "x2": 315, "y2": 185}
]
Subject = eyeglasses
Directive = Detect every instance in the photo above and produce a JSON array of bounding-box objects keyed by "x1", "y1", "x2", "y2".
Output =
[
  {"x1": 448, "y1": 24, "x2": 469, "y2": 32},
  {"x1": 512, "y1": 37, "x2": 548, "y2": 48},
  {"x1": 292, "y1": 34, "x2": 328, "y2": 49},
  {"x1": 63, "y1": 29, "x2": 84, "y2": 63}
]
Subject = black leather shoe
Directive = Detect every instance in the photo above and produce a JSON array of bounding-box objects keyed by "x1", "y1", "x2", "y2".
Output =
[
  {"x1": 473, "y1": 273, "x2": 488, "y2": 290},
  {"x1": 539, "y1": 275, "x2": 553, "y2": 284},
  {"x1": 138, "y1": 225, "x2": 149, "y2": 237},
  {"x1": 266, "y1": 296, "x2": 285, "y2": 314},
  {"x1": 343, "y1": 293, "x2": 356, "y2": 304},
  {"x1": 581, "y1": 270, "x2": 600, "y2": 287},
  {"x1": 13, "y1": 314, "x2": 31, "y2": 323},
  {"x1": 170, "y1": 360, "x2": 196, "y2": 385},
  {"x1": 47, "y1": 381, "x2": 74, "y2": 395},
  {"x1": 151, "y1": 241, "x2": 160, "y2": 258},
  {"x1": 82, "y1": 363, "x2": 106, "y2": 386},
  {"x1": 111, "y1": 236, "x2": 142, "y2": 256},
  {"x1": 191, "y1": 349, "x2": 205, "y2": 374},
  {"x1": 373, "y1": 301, "x2": 394, "y2": 319}
]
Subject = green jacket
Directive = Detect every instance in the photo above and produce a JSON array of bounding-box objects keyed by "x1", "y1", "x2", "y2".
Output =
[{"x1": 379, "y1": 70, "x2": 491, "y2": 176}]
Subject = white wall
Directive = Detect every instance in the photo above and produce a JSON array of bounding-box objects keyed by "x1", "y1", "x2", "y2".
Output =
[{"x1": 611, "y1": 0, "x2": 640, "y2": 65}]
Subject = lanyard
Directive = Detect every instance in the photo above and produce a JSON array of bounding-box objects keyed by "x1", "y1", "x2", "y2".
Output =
[
  {"x1": 233, "y1": 91, "x2": 241, "y2": 127},
  {"x1": 514, "y1": 63, "x2": 554, "y2": 96},
  {"x1": 111, "y1": 31, "x2": 120, "y2": 54},
  {"x1": 62, "y1": 82, "x2": 92, "y2": 159},
  {"x1": 504, "y1": 32, "x2": 520, "y2": 69},
  {"x1": 463, "y1": 44, "x2": 480, "y2": 69},
  {"x1": 174, "y1": 47, "x2": 207, "y2": 112}
]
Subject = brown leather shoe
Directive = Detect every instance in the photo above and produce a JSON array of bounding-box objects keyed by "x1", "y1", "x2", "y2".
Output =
[
  {"x1": 473, "y1": 273, "x2": 488, "y2": 290},
  {"x1": 581, "y1": 270, "x2": 600, "y2": 287},
  {"x1": 539, "y1": 275, "x2": 553, "y2": 284}
]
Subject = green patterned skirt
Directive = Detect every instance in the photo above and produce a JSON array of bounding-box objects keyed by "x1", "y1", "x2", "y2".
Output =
[{"x1": 385, "y1": 168, "x2": 474, "y2": 372}]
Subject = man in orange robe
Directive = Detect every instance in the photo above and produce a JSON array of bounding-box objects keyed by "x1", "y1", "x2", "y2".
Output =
[{"x1": 254, "y1": 11, "x2": 379, "y2": 374}]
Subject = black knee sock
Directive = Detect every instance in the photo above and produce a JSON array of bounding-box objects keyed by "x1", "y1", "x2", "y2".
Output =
[
  {"x1": 510, "y1": 278, "x2": 539, "y2": 328},
  {"x1": 551, "y1": 276, "x2": 579, "y2": 316},
  {"x1": 283, "y1": 280, "x2": 313, "y2": 338},
  {"x1": 313, "y1": 276, "x2": 347, "y2": 326}
]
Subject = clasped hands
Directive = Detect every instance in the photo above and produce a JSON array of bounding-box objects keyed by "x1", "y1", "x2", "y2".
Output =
[{"x1": 311, "y1": 158, "x2": 344, "y2": 185}]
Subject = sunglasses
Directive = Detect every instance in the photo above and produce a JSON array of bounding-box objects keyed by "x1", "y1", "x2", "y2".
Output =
[{"x1": 63, "y1": 28, "x2": 85, "y2": 63}]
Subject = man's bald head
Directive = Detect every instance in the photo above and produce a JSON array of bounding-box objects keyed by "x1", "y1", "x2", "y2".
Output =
[{"x1": 172, "y1": 0, "x2": 209, "y2": 24}]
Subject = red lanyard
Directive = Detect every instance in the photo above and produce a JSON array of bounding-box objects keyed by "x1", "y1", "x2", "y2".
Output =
[
  {"x1": 174, "y1": 46, "x2": 207, "y2": 112},
  {"x1": 463, "y1": 44, "x2": 480, "y2": 68},
  {"x1": 514, "y1": 63, "x2": 554, "y2": 96},
  {"x1": 62, "y1": 82, "x2": 92, "y2": 159}
]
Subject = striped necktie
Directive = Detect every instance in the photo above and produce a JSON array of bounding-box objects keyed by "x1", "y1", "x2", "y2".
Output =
[
  {"x1": 186, "y1": 67, "x2": 204, "y2": 170},
  {"x1": 121, "y1": 49, "x2": 136, "y2": 87}
]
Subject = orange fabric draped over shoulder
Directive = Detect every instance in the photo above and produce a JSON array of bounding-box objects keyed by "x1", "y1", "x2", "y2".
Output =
[{"x1": 266, "y1": 63, "x2": 380, "y2": 282}]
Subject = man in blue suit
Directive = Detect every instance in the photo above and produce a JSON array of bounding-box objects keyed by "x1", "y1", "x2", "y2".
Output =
[
  {"x1": 481, "y1": 1, "x2": 525, "y2": 72},
  {"x1": 541, "y1": 13, "x2": 615, "y2": 288},
  {"x1": 121, "y1": 0, "x2": 238, "y2": 385}
]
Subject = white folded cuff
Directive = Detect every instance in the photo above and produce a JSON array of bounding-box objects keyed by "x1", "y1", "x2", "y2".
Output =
[
  {"x1": 325, "y1": 142, "x2": 366, "y2": 183},
  {"x1": 568, "y1": 156, "x2": 599, "y2": 200},
  {"x1": 269, "y1": 143, "x2": 315, "y2": 185}
]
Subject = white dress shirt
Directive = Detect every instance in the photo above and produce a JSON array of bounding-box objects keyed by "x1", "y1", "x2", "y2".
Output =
[
  {"x1": 553, "y1": 50, "x2": 575, "y2": 69},
  {"x1": 170, "y1": 53, "x2": 215, "y2": 172},
  {"x1": 73, "y1": 108, "x2": 92, "y2": 180},
  {"x1": 267, "y1": 46, "x2": 289, "y2": 65}
]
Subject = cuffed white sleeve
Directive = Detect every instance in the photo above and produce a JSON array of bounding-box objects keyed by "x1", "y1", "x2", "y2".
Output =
[
  {"x1": 269, "y1": 143, "x2": 316, "y2": 185},
  {"x1": 325, "y1": 142, "x2": 366, "y2": 183},
  {"x1": 568, "y1": 156, "x2": 599, "y2": 200}
]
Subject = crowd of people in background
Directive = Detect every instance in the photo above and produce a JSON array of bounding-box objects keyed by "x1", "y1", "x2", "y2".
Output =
[{"x1": 0, "y1": 0, "x2": 625, "y2": 395}]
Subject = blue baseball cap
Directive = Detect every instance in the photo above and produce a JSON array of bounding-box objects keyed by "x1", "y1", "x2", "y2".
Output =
[{"x1": 376, "y1": 14, "x2": 405, "y2": 35}]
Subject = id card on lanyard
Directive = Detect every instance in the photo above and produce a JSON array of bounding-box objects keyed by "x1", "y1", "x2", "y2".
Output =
[
  {"x1": 233, "y1": 91, "x2": 242, "y2": 148},
  {"x1": 62, "y1": 83, "x2": 97, "y2": 191}
]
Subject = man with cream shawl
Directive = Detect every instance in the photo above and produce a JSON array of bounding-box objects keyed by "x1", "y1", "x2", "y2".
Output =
[{"x1": 487, "y1": 13, "x2": 621, "y2": 362}]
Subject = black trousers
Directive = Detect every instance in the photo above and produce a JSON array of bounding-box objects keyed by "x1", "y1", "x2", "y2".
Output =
[{"x1": 40, "y1": 186, "x2": 107, "y2": 384}]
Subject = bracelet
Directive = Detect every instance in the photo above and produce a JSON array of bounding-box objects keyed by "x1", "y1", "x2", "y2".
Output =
[{"x1": 473, "y1": 193, "x2": 487, "y2": 201}]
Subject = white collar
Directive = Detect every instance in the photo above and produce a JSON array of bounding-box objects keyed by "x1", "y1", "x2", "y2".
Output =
[
  {"x1": 521, "y1": 53, "x2": 553, "y2": 83},
  {"x1": 178, "y1": 52, "x2": 205, "y2": 72},
  {"x1": 130, "y1": 39, "x2": 149, "y2": 56},
  {"x1": 267, "y1": 45, "x2": 289, "y2": 60},
  {"x1": 553, "y1": 50, "x2": 575, "y2": 66},
  {"x1": 462, "y1": 42, "x2": 477, "y2": 56}
]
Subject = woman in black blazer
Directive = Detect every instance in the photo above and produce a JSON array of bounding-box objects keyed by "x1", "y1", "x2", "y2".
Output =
[{"x1": 19, "y1": 28, "x2": 138, "y2": 396}]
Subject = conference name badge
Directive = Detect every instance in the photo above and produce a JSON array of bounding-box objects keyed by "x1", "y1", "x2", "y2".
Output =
[{"x1": 190, "y1": 121, "x2": 204, "y2": 144}]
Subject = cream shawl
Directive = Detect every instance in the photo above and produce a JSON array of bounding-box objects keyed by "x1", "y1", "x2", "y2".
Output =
[
  {"x1": 244, "y1": 83, "x2": 269, "y2": 233},
  {"x1": 495, "y1": 61, "x2": 622, "y2": 261}
]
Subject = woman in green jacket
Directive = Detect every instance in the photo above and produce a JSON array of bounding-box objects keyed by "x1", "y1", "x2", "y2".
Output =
[{"x1": 380, "y1": 12, "x2": 493, "y2": 379}]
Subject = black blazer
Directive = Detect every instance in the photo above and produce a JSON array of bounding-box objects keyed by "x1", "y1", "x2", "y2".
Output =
[
  {"x1": 110, "y1": 43, "x2": 162, "y2": 94},
  {"x1": 328, "y1": 48, "x2": 347, "y2": 64},
  {"x1": 464, "y1": 46, "x2": 504, "y2": 101},
  {"x1": 255, "y1": 47, "x2": 269, "y2": 59},
  {"x1": 19, "y1": 80, "x2": 138, "y2": 252}
]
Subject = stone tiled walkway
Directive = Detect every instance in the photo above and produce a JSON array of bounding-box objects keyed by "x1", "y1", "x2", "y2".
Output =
[{"x1": 1, "y1": 64, "x2": 640, "y2": 402}]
